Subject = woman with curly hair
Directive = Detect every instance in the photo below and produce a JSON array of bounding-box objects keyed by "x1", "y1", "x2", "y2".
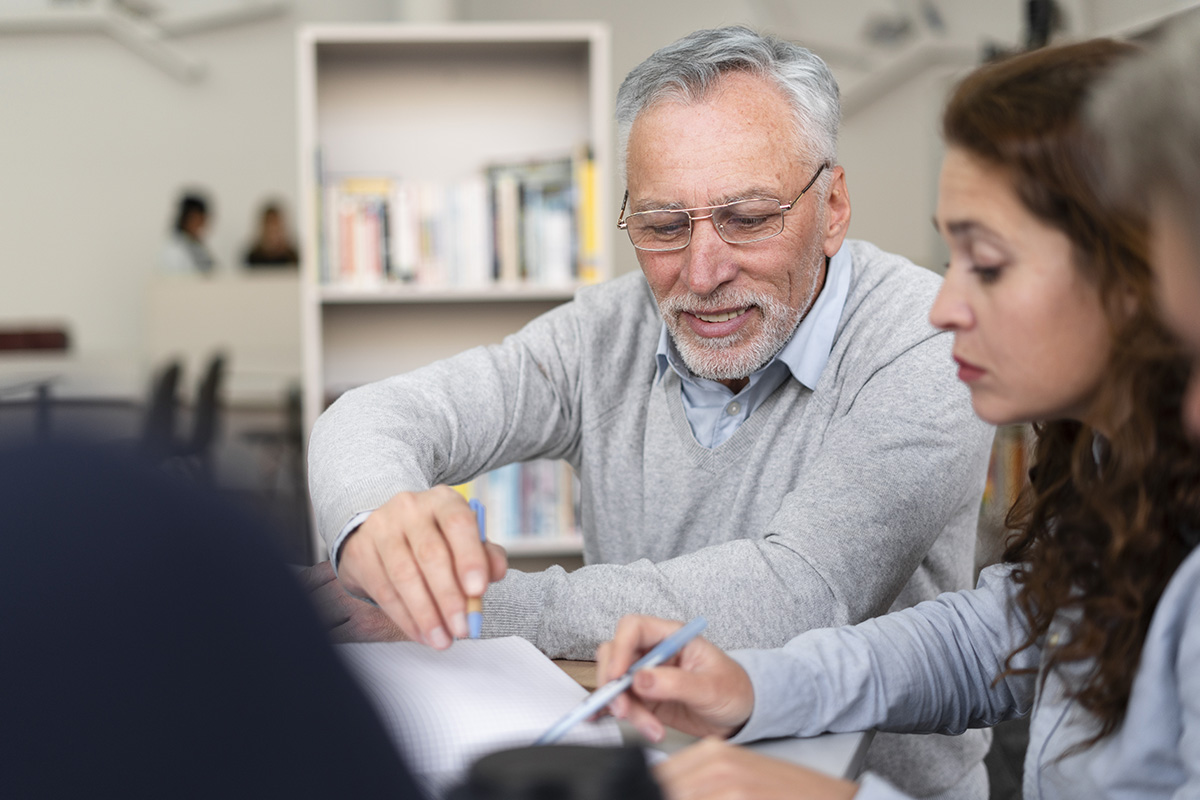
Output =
[{"x1": 594, "y1": 37, "x2": 1200, "y2": 800}]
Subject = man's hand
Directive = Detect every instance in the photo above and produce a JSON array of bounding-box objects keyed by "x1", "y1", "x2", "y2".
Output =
[
  {"x1": 655, "y1": 738, "x2": 859, "y2": 800},
  {"x1": 298, "y1": 561, "x2": 408, "y2": 643},
  {"x1": 594, "y1": 615, "x2": 755, "y2": 743},
  {"x1": 335, "y1": 486, "x2": 508, "y2": 649}
]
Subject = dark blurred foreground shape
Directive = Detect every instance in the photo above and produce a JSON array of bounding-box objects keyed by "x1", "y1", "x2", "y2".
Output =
[{"x1": 0, "y1": 440, "x2": 424, "y2": 799}]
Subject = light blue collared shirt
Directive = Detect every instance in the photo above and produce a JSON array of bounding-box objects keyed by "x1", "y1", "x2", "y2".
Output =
[{"x1": 655, "y1": 243, "x2": 852, "y2": 448}]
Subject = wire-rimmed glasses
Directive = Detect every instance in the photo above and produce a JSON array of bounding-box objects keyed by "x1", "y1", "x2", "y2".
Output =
[{"x1": 617, "y1": 163, "x2": 829, "y2": 252}]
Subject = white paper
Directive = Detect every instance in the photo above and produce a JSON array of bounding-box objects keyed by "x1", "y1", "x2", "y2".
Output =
[{"x1": 337, "y1": 637, "x2": 622, "y2": 795}]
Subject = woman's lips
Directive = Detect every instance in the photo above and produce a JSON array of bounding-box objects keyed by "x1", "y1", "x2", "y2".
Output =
[{"x1": 954, "y1": 356, "x2": 985, "y2": 382}]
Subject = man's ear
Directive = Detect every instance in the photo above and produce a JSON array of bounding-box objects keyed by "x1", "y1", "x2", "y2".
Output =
[{"x1": 822, "y1": 166, "x2": 851, "y2": 258}]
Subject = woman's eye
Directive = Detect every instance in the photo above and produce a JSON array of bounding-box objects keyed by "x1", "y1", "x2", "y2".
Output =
[{"x1": 972, "y1": 265, "x2": 1002, "y2": 284}]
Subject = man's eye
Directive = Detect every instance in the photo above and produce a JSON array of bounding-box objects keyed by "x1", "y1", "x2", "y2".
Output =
[
  {"x1": 726, "y1": 214, "x2": 771, "y2": 230},
  {"x1": 647, "y1": 222, "x2": 687, "y2": 237}
]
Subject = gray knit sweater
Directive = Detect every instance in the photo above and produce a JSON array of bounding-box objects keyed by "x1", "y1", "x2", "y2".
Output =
[{"x1": 309, "y1": 240, "x2": 996, "y2": 797}]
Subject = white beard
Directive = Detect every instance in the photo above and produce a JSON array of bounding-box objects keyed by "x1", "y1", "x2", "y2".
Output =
[{"x1": 658, "y1": 262, "x2": 823, "y2": 382}]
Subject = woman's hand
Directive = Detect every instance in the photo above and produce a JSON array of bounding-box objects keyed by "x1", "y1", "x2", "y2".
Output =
[
  {"x1": 595, "y1": 615, "x2": 755, "y2": 742},
  {"x1": 655, "y1": 738, "x2": 859, "y2": 800}
]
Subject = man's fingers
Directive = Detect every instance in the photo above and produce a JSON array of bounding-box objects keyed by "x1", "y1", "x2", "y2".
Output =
[
  {"x1": 296, "y1": 560, "x2": 337, "y2": 591},
  {"x1": 308, "y1": 576, "x2": 358, "y2": 628},
  {"x1": 336, "y1": 488, "x2": 504, "y2": 650},
  {"x1": 485, "y1": 541, "x2": 508, "y2": 582},
  {"x1": 352, "y1": 538, "x2": 431, "y2": 645},
  {"x1": 377, "y1": 509, "x2": 460, "y2": 647},
  {"x1": 430, "y1": 487, "x2": 491, "y2": 599},
  {"x1": 327, "y1": 602, "x2": 411, "y2": 644}
]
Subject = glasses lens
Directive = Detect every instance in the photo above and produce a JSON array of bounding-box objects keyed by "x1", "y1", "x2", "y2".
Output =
[
  {"x1": 714, "y1": 200, "x2": 784, "y2": 243},
  {"x1": 627, "y1": 210, "x2": 691, "y2": 250}
]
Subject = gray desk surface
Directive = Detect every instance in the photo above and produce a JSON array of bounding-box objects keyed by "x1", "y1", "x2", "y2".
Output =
[{"x1": 620, "y1": 721, "x2": 873, "y2": 781}]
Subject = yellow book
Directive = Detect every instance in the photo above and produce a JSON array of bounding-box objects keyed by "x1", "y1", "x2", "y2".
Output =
[{"x1": 574, "y1": 145, "x2": 600, "y2": 284}]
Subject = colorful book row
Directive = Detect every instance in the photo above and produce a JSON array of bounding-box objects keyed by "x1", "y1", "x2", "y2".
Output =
[
  {"x1": 319, "y1": 150, "x2": 600, "y2": 289},
  {"x1": 454, "y1": 459, "x2": 581, "y2": 546}
]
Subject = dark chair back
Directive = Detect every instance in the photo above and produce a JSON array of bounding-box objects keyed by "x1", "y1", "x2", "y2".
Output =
[
  {"x1": 140, "y1": 360, "x2": 183, "y2": 459},
  {"x1": 189, "y1": 353, "x2": 227, "y2": 457}
]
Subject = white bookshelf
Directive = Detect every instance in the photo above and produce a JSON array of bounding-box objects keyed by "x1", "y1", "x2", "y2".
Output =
[{"x1": 297, "y1": 22, "x2": 612, "y2": 558}]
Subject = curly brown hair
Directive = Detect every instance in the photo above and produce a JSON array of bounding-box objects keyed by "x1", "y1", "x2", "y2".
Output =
[{"x1": 943, "y1": 39, "x2": 1200, "y2": 748}]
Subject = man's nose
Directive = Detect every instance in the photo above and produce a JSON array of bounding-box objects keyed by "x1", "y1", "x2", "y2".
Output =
[{"x1": 683, "y1": 216, "x2": 738, "y2": 296}]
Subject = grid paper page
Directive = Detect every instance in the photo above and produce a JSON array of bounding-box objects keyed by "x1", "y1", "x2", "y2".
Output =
[{"x1": 337, "y1": 637, "x2": 622, "y2": 795}]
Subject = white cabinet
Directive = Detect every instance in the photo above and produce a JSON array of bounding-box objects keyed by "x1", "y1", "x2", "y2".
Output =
[{"x1": 296, "y1": 22, "x2": 612, "y2": 556}]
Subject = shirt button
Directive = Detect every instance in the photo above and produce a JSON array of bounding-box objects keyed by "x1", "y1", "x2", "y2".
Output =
[
  {"x1": 1048, "y1": 633, "x2": 1061, "y2": 647},
  {"x1": 726, "y1": 401, "x2": 742, "y2": 416}
]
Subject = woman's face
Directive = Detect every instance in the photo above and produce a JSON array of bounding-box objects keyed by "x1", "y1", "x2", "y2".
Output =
[{"x1": 929, "y1": 148, "x2": 1112, "y2": 427}]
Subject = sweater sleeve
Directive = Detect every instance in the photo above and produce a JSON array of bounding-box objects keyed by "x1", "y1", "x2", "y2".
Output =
[
  {"x1": 726, "y1": 564, "x2": 1037, "y2": 744},
  {"x1": 307, "y1": 299, "x2": 588, "y2": 562},
  {"x1": 479, "y1": 327, "x2": 994, "y2": 658}
]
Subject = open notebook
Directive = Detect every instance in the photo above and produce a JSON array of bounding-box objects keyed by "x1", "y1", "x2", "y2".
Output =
[{"x1": 337, "y1": 637, "x2": 623, "y2": 795}]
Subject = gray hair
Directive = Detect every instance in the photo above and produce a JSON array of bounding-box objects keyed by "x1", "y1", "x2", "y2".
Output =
[
  {"x1": 1090, "y1": 18, "x2": 1200, "y2": 254},
  {"x1": 615, "y1": 26, "x2": 841, "y2": 182}
]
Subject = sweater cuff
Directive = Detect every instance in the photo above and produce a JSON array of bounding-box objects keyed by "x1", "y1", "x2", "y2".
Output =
[{"x1": 478, "y1": 568, "x2": 547, "y2": 645}]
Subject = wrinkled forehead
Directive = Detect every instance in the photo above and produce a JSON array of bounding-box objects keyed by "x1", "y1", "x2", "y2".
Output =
[{"x1": 622, "y1": 71, "x2": 809, "y2": 181}]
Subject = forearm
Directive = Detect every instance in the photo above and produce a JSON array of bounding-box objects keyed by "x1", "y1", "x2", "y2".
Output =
[
  {"x1": 727, "y1": 564, "x2": 1036, "y2": 743},
  {"x1": 482, "y1": 539, "x2": 870, "y2": 660},
  {"x1": 308, "y1": 328, "x2": 581, "y2": 557}
]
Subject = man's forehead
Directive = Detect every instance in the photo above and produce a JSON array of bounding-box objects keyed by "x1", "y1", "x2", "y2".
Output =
[{"x1": 628, "y1": 185, "x2": 790, "y2": 212}]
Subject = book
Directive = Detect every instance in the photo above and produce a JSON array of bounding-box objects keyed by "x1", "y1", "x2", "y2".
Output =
[
  {"x1": 320, "y1": 148, "x2": 593, "y2": 290},
  {"x1": 454, "y1": 459, "x2": 582, "y2": 547},
  {"x1": 336, "y1": 637, "x2": 622, "y2": 796}
]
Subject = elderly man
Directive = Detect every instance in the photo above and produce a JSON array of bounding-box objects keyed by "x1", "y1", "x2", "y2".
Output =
[{"x1": 307, "y1": 26, "x2": 993, "y2": 798}]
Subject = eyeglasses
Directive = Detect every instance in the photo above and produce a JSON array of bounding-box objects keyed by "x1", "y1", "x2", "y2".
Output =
[{"x1": 617, "y1": 163, "x2": 829, "y2": 252}]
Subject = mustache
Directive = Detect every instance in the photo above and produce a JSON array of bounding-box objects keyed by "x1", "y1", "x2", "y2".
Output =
[{"x1": 657, "y1": 288, "x2": 770, "y2": 317}]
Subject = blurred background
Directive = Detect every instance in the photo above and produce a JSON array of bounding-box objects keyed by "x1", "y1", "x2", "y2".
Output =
[
  {"x1": 1, "y1": 0, "x2": 1195, "y2": 564},
  {"x1": 3, "y1": 4, "x2": 1197, "y2": 796}
]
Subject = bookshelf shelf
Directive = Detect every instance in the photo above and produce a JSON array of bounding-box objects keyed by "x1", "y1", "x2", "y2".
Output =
[
  {"x1": 317, "y1": 282, "x2": 584, "y2": 305},
  {"x1": 502, "y1": 535, "x2": 586, "y2": 557},
  {"x1": 297, "y1": 22, "x2": 612, "y2": 561}
]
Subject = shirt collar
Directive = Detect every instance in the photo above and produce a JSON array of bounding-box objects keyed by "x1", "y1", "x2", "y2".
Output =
[{"x1": 655, "y1": 242, "x2": 852, "y2": 391}]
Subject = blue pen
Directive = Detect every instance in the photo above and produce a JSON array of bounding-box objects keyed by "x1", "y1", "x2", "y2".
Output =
[
  {"x1": 534, "y1": 616, "x2": 708, "y2": 745},
  {"x1": 467, "y1": 499, "x2": 486, "y2": 639}
]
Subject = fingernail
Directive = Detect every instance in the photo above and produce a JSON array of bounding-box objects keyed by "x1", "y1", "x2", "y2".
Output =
[
  {"x1": 429, "y1": 627, "x2": 451, "y2": 649},
  {"x1": 635, "y1": 671, "x2": 654, "y2": 690},
  {"x1": 450, "y1": 612, "x2": 468, "y2": 639},
  {"x1": 464, "y1": 570, "x2": 486, "y2": 596}
]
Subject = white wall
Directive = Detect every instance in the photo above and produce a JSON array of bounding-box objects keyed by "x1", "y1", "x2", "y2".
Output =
[
  {"x1": 0, "y1": 0, "x2": 392, "y2": 399},
  {"x1": 0, "y1": 0, "x2": 1184, "y2": 403}
]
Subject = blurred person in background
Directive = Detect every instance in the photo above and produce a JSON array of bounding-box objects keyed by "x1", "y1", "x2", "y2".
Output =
[
  {"x1": 161, "y1": 190, "x2": 215, "y2": 275},
  {"x1": 244, "y1": 200, "x2": 299, "y2": 268}
]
